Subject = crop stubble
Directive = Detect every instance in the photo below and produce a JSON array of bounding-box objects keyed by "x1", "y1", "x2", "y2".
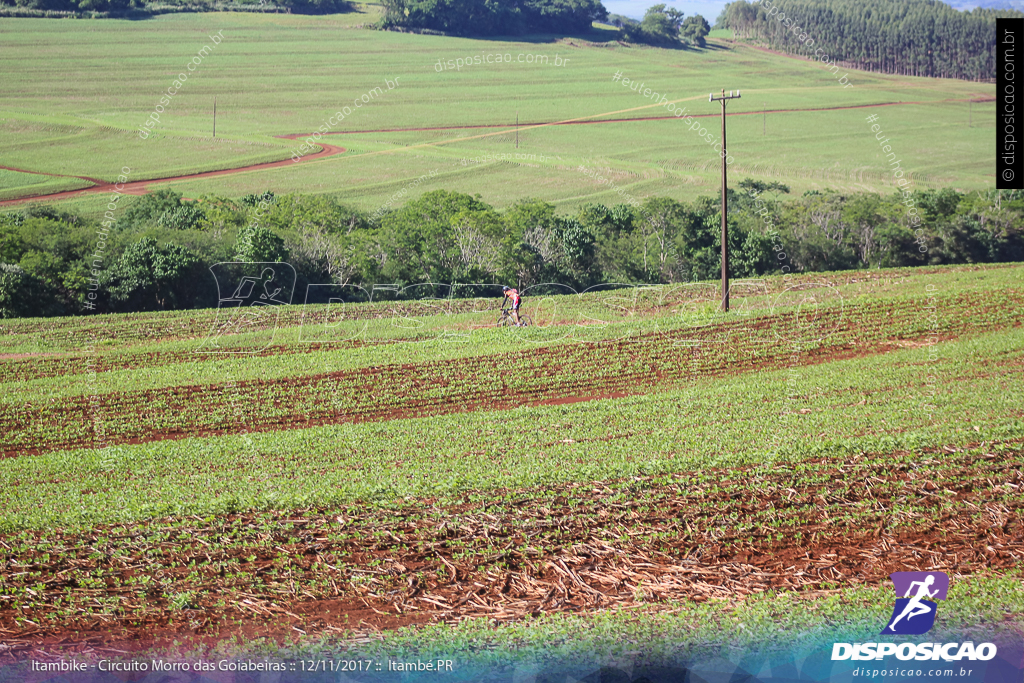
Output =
[{"x1": 0, "y1": 443, "x2": 1019, "y2": 655}]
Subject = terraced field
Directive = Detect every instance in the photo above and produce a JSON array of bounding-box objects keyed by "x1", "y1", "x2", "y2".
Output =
[
  {"x1": 0, "y1": 263, "x2": 1022, "y2": 660},
  {"x1": 0, "y1": 11, "x2": 997, "y2": 216},
  {"x1": 1, "y1": 285, "x2": 1019, "y2": 456}
]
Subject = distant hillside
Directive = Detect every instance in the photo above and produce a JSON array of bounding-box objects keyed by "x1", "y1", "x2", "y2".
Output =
[
  {"x1": 377, "y1": 0, "x2": 608, "y2": 36},
  {"x1": 718, "y1": 0, "x2": 1023, "y2": 80},
  {"x1": 0, "y1": 0, "x2": 351, "y2": 16}
]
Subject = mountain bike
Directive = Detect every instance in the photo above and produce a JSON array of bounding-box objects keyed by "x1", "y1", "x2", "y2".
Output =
[{"x1": 496, "y1": 307, "x2": 531, "y2": 328}]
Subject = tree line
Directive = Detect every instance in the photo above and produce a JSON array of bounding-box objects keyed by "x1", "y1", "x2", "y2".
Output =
[
  {"x1": 0, "y1": 0, "x2": 349, "y2": 17},
  {"x1": 608, "y1": 5, "x2": 710, "y2": 48},
  {"x1": 377, "y1": 0, "x2": 711, "y2": 46},
  {"x1": 377, "y1": 0, "x2": 608, "y2": 36},
  {"x1": 2, "y1": 184, "x2": 1022, "y2": 318},
  {"x1": 717, "y1": 0, "x2": 1023, "y2": 81}
]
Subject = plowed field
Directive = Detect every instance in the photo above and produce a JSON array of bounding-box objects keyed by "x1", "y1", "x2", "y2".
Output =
[
  {"x1": 1, "y1": 264, "x2": 1022, "y2": 660},
  {"x1": 1, "y1": 443, "x2": 1020, "y2": 656}
]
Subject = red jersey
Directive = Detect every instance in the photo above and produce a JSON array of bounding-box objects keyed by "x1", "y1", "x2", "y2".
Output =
[{"x1": 504, "y1": 288, "x2": 521, "y2": 306}]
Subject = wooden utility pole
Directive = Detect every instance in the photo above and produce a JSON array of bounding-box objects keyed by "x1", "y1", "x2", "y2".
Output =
[
  {"x1": 213, "y1": 96, "x2": 217, "y2": 138},
  {"x1": 710, "y1": 89, "x2": 741, "y2": 312}
]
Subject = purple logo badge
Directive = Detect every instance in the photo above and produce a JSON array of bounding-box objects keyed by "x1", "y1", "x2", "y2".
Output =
[{"x1": 881, "y1": 571, "x2": 949, "y2": 635}]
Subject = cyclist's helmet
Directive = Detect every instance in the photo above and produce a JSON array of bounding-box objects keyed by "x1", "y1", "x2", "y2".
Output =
[{"x1": 502, "y1": 286, "x2": 510, "y2": 292}]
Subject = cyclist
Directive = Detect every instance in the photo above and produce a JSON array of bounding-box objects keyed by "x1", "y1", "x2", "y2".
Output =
[{"x1": 501, "y1": 285, "x2": 522, "y2": 326}]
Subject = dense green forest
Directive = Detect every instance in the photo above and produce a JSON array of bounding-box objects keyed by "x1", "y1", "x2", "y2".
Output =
[
  {"x1": 2, "y1": 185, "x2": 1022, "y2": 318},
  {"x1": 608, "y1": 5, "x2": 711, "y2": 47},
  {"x1": 717, "y1": 0, "x2": 1022, "y2": 80},
  {"x1": 0, "y1": 0, "x2": 350, "y2": 17},
  {"x1": 377, "y1": 0, "x2": 608, "y2": 36},
  {"x1": 377, "y1": 0, "x2": 708, "y2": 45}
]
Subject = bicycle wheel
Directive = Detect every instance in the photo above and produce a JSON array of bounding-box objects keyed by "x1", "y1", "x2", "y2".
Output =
[
  {"x1": 518, "y1": 315, "x2": 532, "y2": 327},
  {"x1": 496, "y1": 312, "x2": 510, "y2": 327}
]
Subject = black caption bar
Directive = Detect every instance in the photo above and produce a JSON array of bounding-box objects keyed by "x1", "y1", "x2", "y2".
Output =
[{"x1": 998, "y1": 18, "x2": 1023, "y2": 189}]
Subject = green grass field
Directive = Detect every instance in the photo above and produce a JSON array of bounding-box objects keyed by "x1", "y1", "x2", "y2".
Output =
[
  {"x1": 0, "y1": 6, "x2": 1018, "y2": 668},
  {"x1": 0, "y1": 264, "x2": 1021, "y2": 659},
  {"x1": 0, "y1": 7, "x2": 995, "y2": 218}
]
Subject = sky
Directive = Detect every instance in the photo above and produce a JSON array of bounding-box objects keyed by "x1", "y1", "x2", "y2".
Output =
[
  {"x1": 603, "y1": 0, "x2": 729, "y2": 22},
  {"x1": 603, "y1": 0, "x2": 1023, "y2": 24}
]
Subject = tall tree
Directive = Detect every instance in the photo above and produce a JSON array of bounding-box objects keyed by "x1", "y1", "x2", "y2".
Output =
[
  {"x1": 104, "y1": 237, "x2": 203, "y2": 311},
  {"x1": 681, "y1": 14, "x2": 710, "y2": 47}
]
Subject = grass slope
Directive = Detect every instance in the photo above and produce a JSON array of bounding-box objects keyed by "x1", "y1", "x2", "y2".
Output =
[
  {"x1": 0, "y1": 264, "x2": 1020, "y2": 656},
  {"x1": 3, "y1": 324, "x2": 1022, "y2": 529},
  {"x1": 0, "y1": 10, "x2": 994, "y2": 214}
]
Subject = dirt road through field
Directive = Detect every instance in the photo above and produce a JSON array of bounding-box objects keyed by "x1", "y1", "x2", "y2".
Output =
[
  {"x1": 0, "y1": 143, "x2": 346, "y2": 207},
  {"x1": 0, "y1": 99, "x2": 965, "y2": 206}
]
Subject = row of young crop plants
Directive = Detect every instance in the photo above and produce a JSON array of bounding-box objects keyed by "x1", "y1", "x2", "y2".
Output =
[
  {"x1": 3, "y1": 286, "x2": 1021, "y2": 456},
  {"x1": 0, "y1": 302, "x2": 723, "y2": 388},
  {"x1": 0, "y1": 280, "x2": 760, "y2": 354},
  {"x1": 6, "y1": 265, "x2": 1021, "y2": 403},
  {"x1": 0, "y1": 283, "x2": 771, "y2": 387},
  {"x1": 0, "y1": 443, "x2": 1019, "y2": 633},
  {"x1": 0, "y1": 265, "x2": 1012, "y2": 358},
  {"x1": 2, "y1": 266, "x2": 1017, "y2": 399},
  {"x1": 2, "y1": 327, "x2": 1022, "y2": 530},
  {"x1": 0, "y1": 298, "x2": 763, "y2": 386},
  {"x1": 1, "y1": 292, "x2": 833, "y2": 405}
]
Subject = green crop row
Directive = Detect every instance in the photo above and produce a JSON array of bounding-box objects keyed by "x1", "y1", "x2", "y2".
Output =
[
  {"x1": 2, "y1": 326, "x2": 1021, "y2": 530},
  {"x1": 1, "y1": 264, "x2": 1017, "y2": 358},
  {"x1": 3, "y1": 280, "x2": 1021, "y2": 454},
  {"x1": 0, "y1": 442, "x2": 1018, "y2": 633},
  {"x1": 3, "y1": 264, "x2": 1019, "y2": 404}
]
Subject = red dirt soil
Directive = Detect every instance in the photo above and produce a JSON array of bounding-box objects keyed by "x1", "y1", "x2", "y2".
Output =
[
  {"x1": 0, "y1": 143, "x2": 346, "y2": 207},
  {"x1": 0, "y1": 443, "x2": 1020, "y2": 659},
  {"x1": 5, "y1": 288, "x2": 1020, "y2": 457}
]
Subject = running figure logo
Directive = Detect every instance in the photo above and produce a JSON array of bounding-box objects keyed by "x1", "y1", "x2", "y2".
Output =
[
  {"x1": 198, "y1": 262, "x2": 295, "y2": 354},
  {"x1": 881, "y1": 571, "x2": 949, "y2": 635}
]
